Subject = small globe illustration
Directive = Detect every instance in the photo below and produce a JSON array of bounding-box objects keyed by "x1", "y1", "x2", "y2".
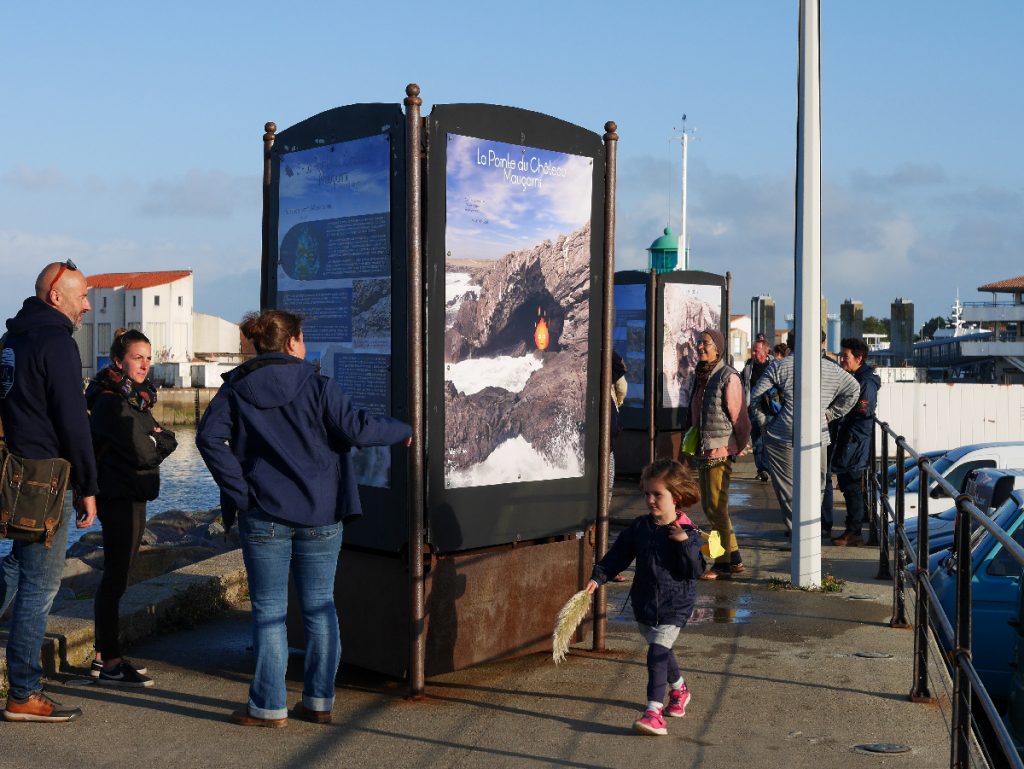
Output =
[{"x1": 294, "y1": 228, "x2": 320, "y2": 280}]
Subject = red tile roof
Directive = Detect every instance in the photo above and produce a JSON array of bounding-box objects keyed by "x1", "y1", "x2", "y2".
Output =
[
  {"x1": 977, "y1": 276, "x2": 1024, "y2": 292},
  {"x1": 87, "y1": 271, "x2": 192, "y2": 290}
]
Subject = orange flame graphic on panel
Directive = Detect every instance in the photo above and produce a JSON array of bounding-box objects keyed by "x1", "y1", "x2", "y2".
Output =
[{"x1": 534, "y1": 307, "x2": 550, "y2": 351}]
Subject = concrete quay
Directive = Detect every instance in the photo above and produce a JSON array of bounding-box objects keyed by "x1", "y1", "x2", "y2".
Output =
[{"x1": 0, "y1": 458, "x2": 953, "y2": 768}]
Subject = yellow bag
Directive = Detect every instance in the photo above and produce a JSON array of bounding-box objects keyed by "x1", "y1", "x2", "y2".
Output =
[
  {"x1": 681, "y1": 425, "x2": 700, "y2": 456},
  {"x1": 700, "y1": 530, "x2": 725, "y2": 559}
]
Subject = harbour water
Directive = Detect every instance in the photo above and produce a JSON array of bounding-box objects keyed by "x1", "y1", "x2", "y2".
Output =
[{"x1": 0, "y1": 426, "x2": 220, "y2": 557}]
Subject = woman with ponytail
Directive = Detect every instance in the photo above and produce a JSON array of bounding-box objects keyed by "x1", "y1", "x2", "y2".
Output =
[
  {"x1": 197, "y1": 310, "x2": 412, "y2": 728},
  {"x1": 86, "y1": 328, "x2": 178, "y2": 686}
]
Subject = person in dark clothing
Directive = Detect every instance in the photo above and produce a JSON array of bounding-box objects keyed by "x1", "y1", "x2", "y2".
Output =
[
  {"x1": 587, "y1": 459, "x2": 705, "y2": 736},
  {"x1": 86, "y1": 329, "x2": 177, "y2": 686},
  {"x1": 741, "y1": 338, "x2": 772, "y2": 482},
  {"x1": 829, "y1": 338, "x2": 882, "y2": 546},
  {"x1": 1, "y1": 261, "x2": 98, "y2": 723},
  {"x1": 197, "y1": 310, "x2": 412, "y2": 728}
]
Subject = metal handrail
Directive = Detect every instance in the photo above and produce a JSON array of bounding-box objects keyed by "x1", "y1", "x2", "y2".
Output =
[{"x1": 870, "y1": 417, "x2": 1024, "y2": 769}]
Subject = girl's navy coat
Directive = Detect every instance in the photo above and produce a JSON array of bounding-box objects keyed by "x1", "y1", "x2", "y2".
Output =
[
  {"x1": 591, "y1": 515, "x2": 704, "y2": 627},
  {"x1": 196, "y1": 353, "x2": 411, "y2": 530}
]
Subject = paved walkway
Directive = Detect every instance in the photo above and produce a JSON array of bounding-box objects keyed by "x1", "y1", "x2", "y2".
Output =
[{"x1": 1, "y1": 459, "x2": 952, "y2": 768}]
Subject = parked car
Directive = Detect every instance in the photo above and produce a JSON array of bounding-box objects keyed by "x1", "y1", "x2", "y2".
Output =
[
  {"x1": 880, "y1": 449, "x2": 948, "y2": 488},
  {"x1": 899, "y1": 469, "x2": 1024, "y2": 555},
  {"x1": 930, "y1": 488, "x2": 1024, "y2": 700},
  {"x1": 886, "y1": 442, "x2": 1024, "y2": 520}
]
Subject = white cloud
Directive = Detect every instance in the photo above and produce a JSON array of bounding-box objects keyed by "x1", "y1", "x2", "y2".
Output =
[{"x1": 1, "y1": 164, "x2": 69, "y2": 192}]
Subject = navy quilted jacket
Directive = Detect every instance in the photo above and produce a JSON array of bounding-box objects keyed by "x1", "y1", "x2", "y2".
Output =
[{"x1": 591, "y1": 514, "x2": 704, "y2": 627}]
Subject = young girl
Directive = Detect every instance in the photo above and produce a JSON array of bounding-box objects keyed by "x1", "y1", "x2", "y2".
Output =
[{"x1": 586, "y1": 458, "x2": 704, "y2": 736}]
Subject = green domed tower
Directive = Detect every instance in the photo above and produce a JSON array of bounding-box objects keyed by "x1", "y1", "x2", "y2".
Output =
[{"x1": 647, "y1": 227, "x2": 679, "y2": 273}]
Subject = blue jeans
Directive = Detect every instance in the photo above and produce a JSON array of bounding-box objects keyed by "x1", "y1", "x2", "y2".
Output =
[
  {"x1": 238, "y1": 509, "x2": 343, "y2": 720},
  {"x1": 2, "y1": 504, "x2": 72, "y2": 700}
]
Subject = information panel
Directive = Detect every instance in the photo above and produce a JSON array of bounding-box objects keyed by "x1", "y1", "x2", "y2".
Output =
[
  {"x1": 660, "y1": 282, "x2": 723, "y2": 411},
  {"x1": 612, "y1": 282, "x2": 647, "y2": 412},
  {"x1": 443, "y1": 133, "x2": 594, "y2": 489},
  {"x1": 276, "y1": 133, "x2": 394, "y2": 487}
]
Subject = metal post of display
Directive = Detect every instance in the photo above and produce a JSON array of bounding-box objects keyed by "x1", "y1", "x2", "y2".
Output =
[
  {"x1": 593, "y1": 121, "x2": 618, "y2": 652},
  {"x1": 404, "y1": 83, "x2": 426, "y2": 698},
  {"x1": 646, "y1": 268, "x2": 657, "y2": 465},
  {"x1": 261, "y1": 121, "x2": 277, "y2": 310},
  {"x1": 724, "y1": 271, "x2": 732, "y2": 360}
]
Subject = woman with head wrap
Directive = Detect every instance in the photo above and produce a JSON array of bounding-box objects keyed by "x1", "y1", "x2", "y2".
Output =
[{"x1": 687, "y1": 329, "x2": 751, "y2": 579}]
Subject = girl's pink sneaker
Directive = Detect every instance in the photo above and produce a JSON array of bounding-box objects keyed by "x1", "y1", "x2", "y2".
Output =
[
  {"x1": 665, "y1": 684, "x2": 691, "y2": 717},
  {"x1": 633, "y1": 707, "x2": 668, "y2": 735}
]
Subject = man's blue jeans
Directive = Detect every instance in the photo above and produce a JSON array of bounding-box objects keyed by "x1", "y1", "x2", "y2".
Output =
[
  {"x1": 2, "y1": 505, "x2": 72, "y2": 701},
  {"x1": 238, "y1": 509, "x2": 343, "y2": 720}
]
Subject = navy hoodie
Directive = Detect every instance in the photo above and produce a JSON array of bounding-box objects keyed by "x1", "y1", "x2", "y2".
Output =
[
  {"x1": 1, "y1": 297, "x2": 98, "y2": 496},
  {"x1": 196, "y1": 353, "x2": 411, "y2": 529}
]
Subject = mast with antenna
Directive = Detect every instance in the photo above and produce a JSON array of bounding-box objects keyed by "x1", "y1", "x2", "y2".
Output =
[{"x1": 671, "y1": 116, "x2": 698, "y2": 270}]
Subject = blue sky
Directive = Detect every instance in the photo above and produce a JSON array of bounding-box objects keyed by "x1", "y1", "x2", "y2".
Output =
[{"x1": 2, "y1": 0, "x2": 1021, "y2": 328}]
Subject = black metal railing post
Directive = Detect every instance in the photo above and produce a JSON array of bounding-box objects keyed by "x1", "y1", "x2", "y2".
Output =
[
  {"x1": 876, "y1": 422, "x2": 893, "y2": 580},
  {"x1": 910, "y1": 457, "x2": 935, "y2": 702},
  {"x1": 951, "y1": 493, "x2": 973, "y2": 769},
  {"x1": 867, "y1": 425, "x2": 879, "y2": 546},
  {"x1": 890, "y1": 438, "x2": 910, "y2": 627}
]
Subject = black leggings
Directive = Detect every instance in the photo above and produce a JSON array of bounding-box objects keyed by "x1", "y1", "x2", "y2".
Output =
[
  {"x1": 646, "y1": 643, "x2": 681, "y2": 703},
  {"x1": 94, "y1": 496, "x2": 147, "y2": 660}
]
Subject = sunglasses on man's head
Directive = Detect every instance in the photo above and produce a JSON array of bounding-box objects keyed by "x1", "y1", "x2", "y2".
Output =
[{"x1": 47, "y1": 259, "x2": 78, "y2": 295}]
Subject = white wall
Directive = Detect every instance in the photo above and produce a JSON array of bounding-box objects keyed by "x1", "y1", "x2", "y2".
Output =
[
  {"x1": 193, "y1": 311, "x2": 240, "y2": 356},
  {"x1": 876, "y1": 383, "x2": 1024, "y2": 453}
]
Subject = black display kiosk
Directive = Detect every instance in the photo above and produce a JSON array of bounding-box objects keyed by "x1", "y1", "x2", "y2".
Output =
[
  {"x1": 262, "y1": 87, "x2": 617, "y2": 684},
  {"x1": 612, "y1": 269, "x2": 730, "y2": 475}
]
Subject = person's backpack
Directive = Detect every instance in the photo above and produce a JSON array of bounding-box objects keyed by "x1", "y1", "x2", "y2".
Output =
[{"x1": 759, "y1": 385, "x2": 784, "y2": 418}]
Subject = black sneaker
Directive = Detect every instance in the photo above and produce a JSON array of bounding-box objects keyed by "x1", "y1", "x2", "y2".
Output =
[
  {"x1": 97, "y1": 661, "x2": 153, "y2": 687},
  {"x1": 91, "y1": 659, "x2": 147, "y2": 678}
]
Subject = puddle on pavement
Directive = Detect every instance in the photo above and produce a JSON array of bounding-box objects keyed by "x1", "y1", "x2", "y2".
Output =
[{"x1": 608, "y1": 593, "x2": 754, "y2": 625}]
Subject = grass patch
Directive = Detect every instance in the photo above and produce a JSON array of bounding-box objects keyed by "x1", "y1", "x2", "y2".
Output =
[{"x1": 767, "y1": 574, "x2": 846, "y2": 593}]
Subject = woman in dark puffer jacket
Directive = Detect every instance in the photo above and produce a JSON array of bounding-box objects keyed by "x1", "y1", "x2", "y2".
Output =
[{"x1": 86, "y1": 329, "x2": 177, "y2": 687}]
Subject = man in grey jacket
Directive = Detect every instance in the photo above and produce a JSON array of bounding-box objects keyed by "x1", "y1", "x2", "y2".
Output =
[{"x1": 750, "y1": 331, "x2": 859, "y2": 535}]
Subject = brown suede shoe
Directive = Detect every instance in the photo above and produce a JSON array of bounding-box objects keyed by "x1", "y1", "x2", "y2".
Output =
[
  {"x1": 290, "y1": 702, "x2": 332, "y2": 724},
  {"x1": 698, "y1": 568, "x2": 720, "y2": 581},
  {"x1": 230, "y1": 709, "x2": 287, "y2": 728},
  {"x1": 831, "y1": 532, "x2": 864, "y2": 547}
]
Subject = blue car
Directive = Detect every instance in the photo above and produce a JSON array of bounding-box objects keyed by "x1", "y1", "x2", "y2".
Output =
[
  {"x1": 900, "y1": 469, "x2": 1024, "y2": 555},
  {"x1": 930, "y1": 489, "x2": 1024, "y2": 700}
]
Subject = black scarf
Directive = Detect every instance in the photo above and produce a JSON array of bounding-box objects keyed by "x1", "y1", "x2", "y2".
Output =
[{"x1": 94, "y1": 365, "x2": 158, "y2": 412}]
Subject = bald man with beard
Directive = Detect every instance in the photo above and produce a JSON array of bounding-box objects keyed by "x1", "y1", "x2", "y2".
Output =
[{"x1": 1, "y1": 261, "x2": 98, "y2": 723}]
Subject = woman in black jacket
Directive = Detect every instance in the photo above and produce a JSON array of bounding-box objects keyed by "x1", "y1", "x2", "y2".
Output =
[{"x1": 86, "y1": 329, "x2": 177, "y2": 686}]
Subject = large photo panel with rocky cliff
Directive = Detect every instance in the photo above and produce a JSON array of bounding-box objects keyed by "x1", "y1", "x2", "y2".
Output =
[{"x1": 443, "y1": 133, "x2": 593, "y2": 489}]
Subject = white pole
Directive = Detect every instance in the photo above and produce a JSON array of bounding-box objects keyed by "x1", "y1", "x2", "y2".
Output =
[
  {"x1": 793, "y1": 0, "x2": 823, "y2": 587},
  {"x1": 679, "y1": 132, "x2": 688, "y2": 270}
]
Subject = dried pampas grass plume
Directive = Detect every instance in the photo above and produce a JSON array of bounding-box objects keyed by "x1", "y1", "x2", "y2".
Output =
[{"x1": 552, "y1": 589, "x2": 592, "y2": 664}]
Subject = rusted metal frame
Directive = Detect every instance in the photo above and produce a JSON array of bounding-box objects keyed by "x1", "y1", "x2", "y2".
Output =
[
  {"x1": 910, "y1": 457, "x2": 934, "y2": 702},
  {"x1": 646, "y1": 269, "x2": 657, "y2": 465},
  {"x1": 404, "y1": 84, "x2": 426, "y2": 698},
  {"x1": 261, "y1": 122, "x2": 278, "y2": 311},
  {"x1": 593, "y1": 121, "x2": 618, "y2": 652},
  {"x1": 866, "y1": 425, "x2": 879, "y2": 546},
  {"x1": 890, "y1": 438, "x2": 910, "y2": 627},
  {"x1": 875, "y1": 421, "x2": 893, "y2": 580},
  {"x1": 950, "y1": 493, "x2": 973, "y2": 769}
]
